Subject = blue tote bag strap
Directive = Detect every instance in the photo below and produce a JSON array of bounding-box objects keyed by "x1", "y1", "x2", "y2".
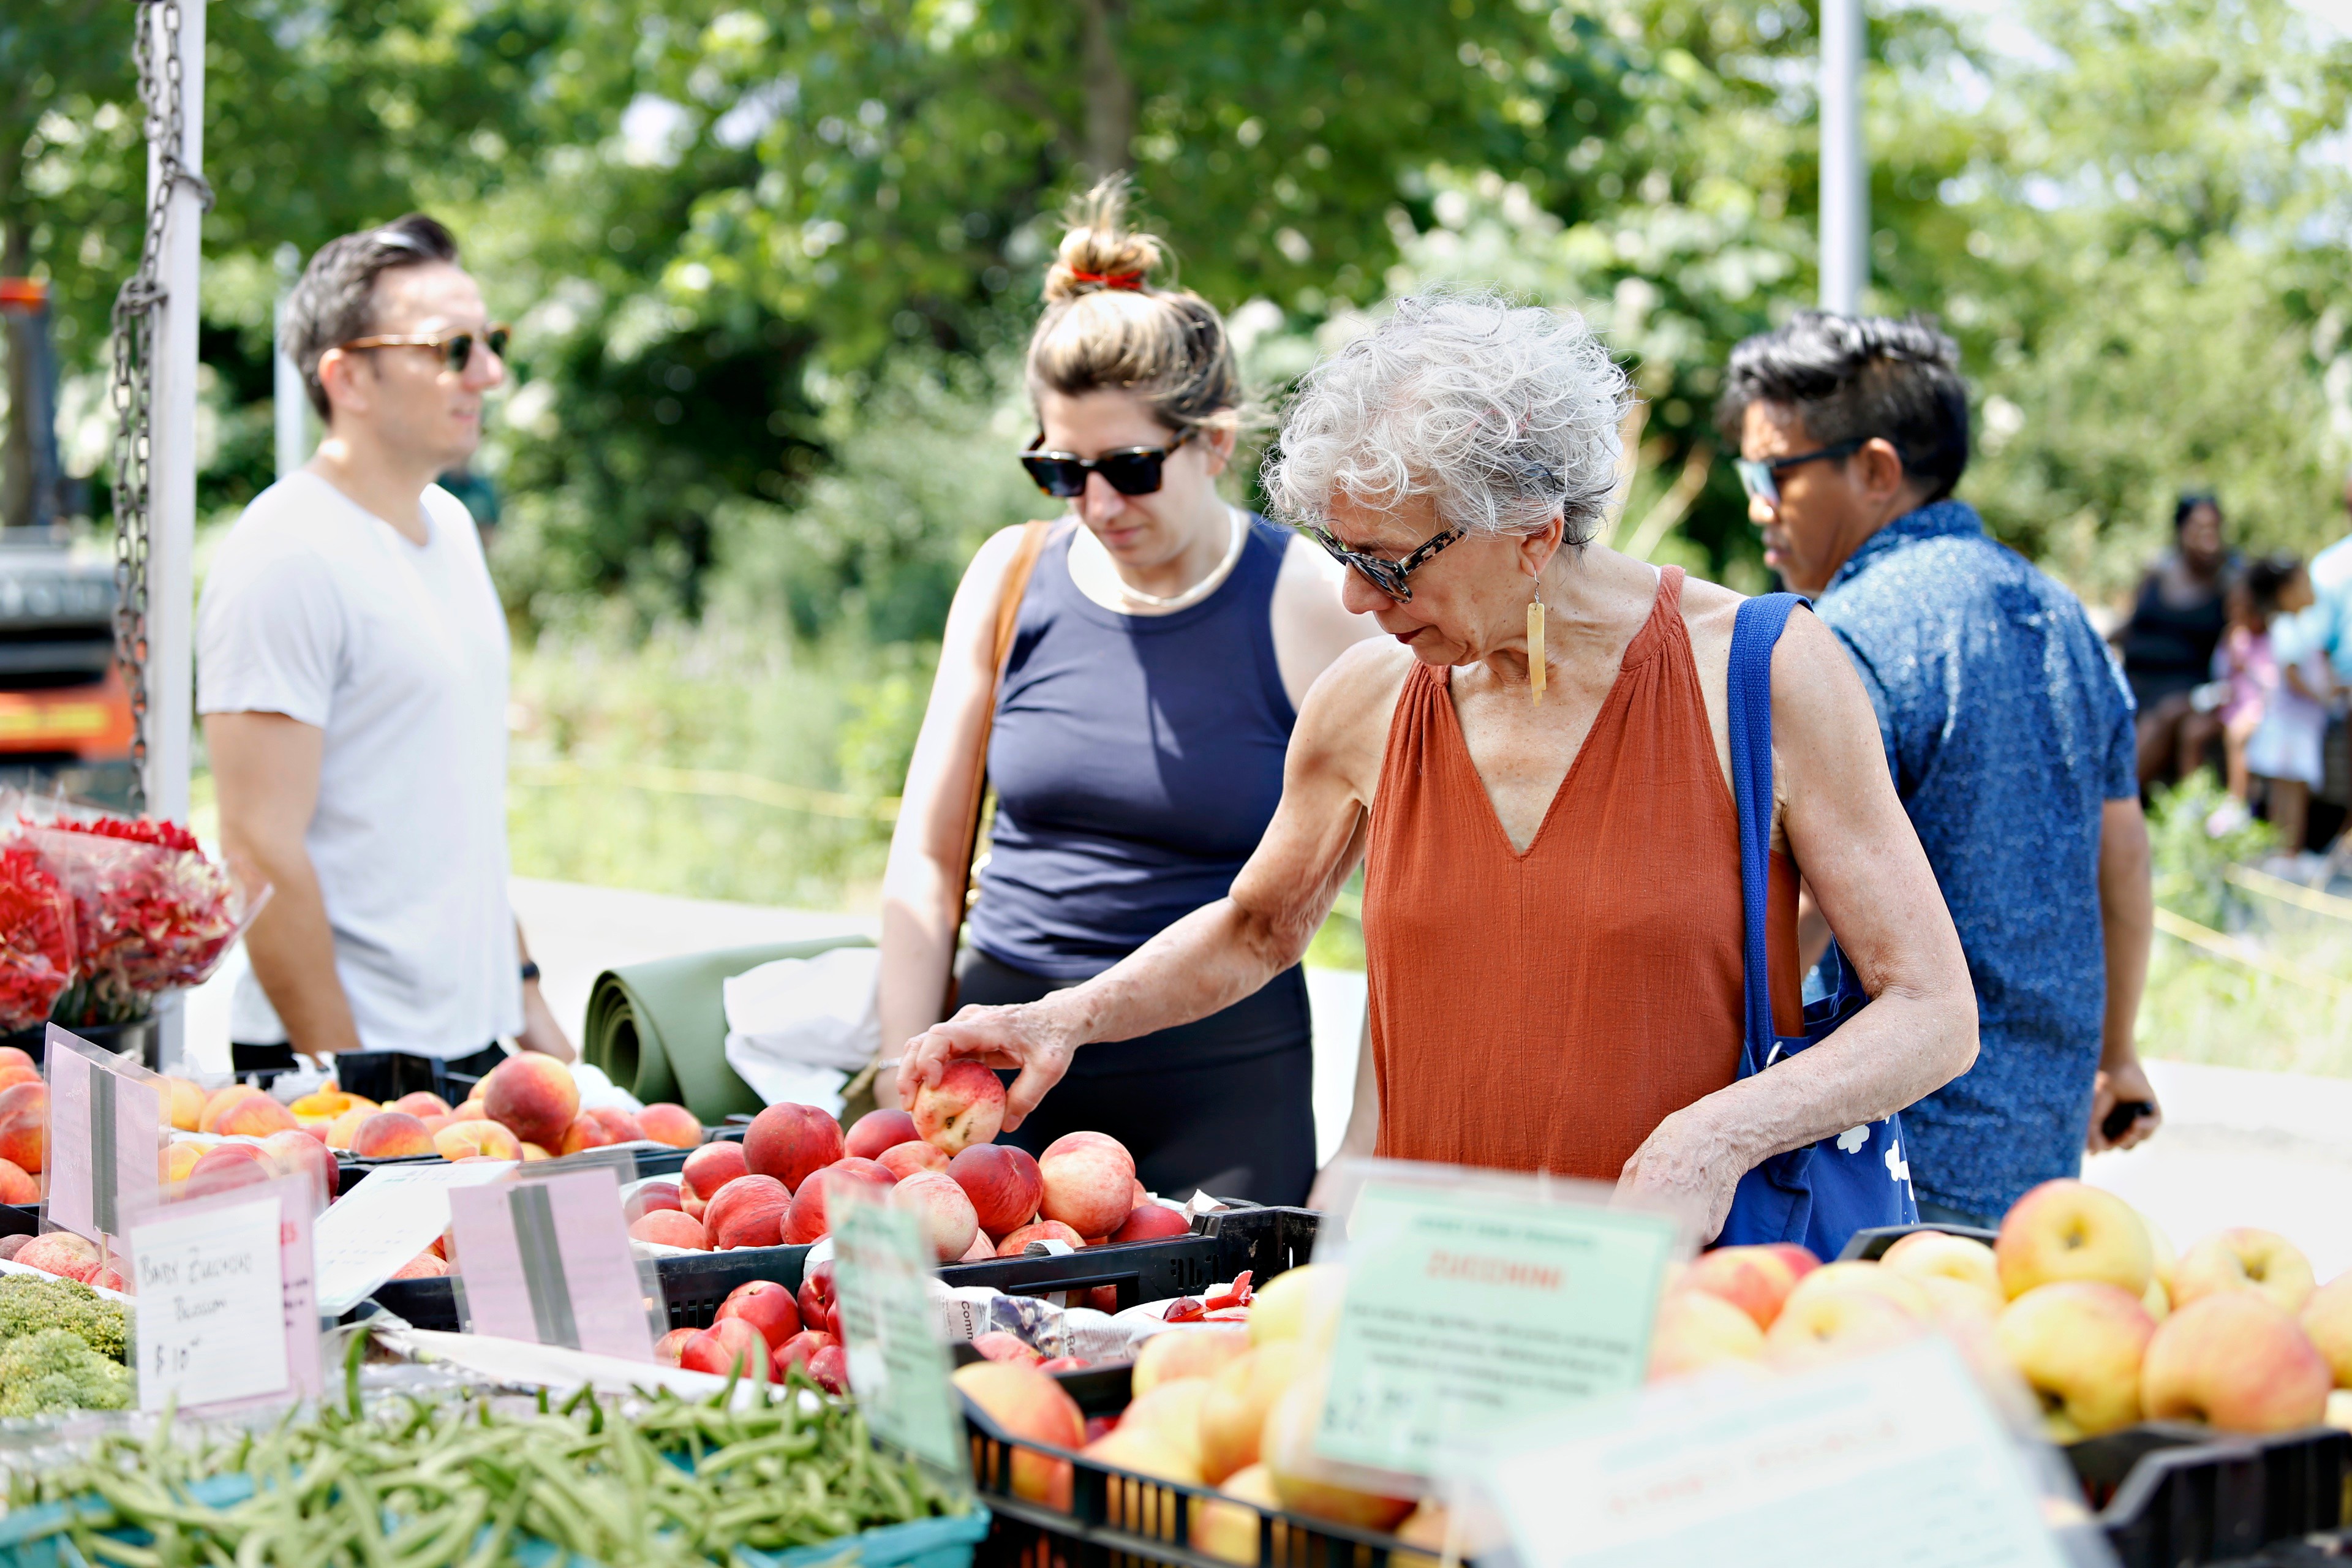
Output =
[{"x1": 1726, "y1": 593, "x2": 1803, "y2": 1066}]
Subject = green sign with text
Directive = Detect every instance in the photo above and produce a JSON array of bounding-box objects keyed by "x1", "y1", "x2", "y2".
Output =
[{"x1": 831, "y1": 1198, "x2": 967, "y2": 1476}]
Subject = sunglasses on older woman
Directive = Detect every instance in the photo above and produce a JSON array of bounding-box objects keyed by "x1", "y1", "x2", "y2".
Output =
[
  {"x1": 337, "y1": 323, "x2": 511, "y2": 374},
  {"x1": 1298, "y1": 521, "x2": 1466, "y2": 602},
  {"x1": 1020, "y1": 429, "x2": 1196, "y2": 498}
]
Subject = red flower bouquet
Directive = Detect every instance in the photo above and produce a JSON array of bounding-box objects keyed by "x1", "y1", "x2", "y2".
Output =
[
  {"x1": 0, "y1": 844, "x2": 76, "y2": 1031},
  {"x1": 2, "y1": 796, "x2": 270, "y2": 1029}
]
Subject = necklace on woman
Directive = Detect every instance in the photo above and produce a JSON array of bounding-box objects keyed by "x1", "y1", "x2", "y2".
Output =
[{"x1": 1092, "y1": 505, "x2": 1248, "y2": 613}]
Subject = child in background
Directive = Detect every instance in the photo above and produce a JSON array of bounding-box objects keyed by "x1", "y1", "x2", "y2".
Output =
[
  {"x1": 2209, "y1": 560, "x2": 2281, "y2": 834},
  {"x1": 2245, "y1": 554, "x2": 2334, "y2": 858}
]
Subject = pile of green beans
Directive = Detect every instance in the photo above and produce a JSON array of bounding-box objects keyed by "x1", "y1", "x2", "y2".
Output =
[{"x1": 2, "y1": 1339, "x2": 966, "y2": 1567}]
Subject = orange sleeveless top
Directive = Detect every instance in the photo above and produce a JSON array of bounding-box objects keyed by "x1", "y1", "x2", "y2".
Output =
[{"x1": 1362, "y1": 567, "x2": 1801, "y2": 1180}]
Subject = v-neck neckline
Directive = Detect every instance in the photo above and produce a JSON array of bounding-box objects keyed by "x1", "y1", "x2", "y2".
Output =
[{"x1": 1434, "y1": 565, "x2": 1678, "y2": 862}]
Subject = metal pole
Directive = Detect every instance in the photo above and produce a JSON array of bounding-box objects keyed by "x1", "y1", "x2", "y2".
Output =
[
  {"x1": 1819, "y1": 0, "x2": 1866, "y2": 314},
  {"x1": 273, "y1": 243, "x2": 308, "y2": 478},
  {"x1": 145, "y1": 0, "x2": 205, "y2": 1070}
]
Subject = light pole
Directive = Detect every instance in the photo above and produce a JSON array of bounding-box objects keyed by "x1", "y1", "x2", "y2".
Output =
[{"x1": 1819, "y1": 0, "x2": 1866, "y2": 314}]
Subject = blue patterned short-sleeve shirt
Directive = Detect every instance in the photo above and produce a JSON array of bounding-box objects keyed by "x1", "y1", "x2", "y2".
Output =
[{"x1": 1811, "y1": 499, "x2": 2138, "y2": 1218}]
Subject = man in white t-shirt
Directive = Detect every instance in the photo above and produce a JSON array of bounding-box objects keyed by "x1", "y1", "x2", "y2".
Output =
[{"x1": 199, "y1": 213, "x2": 571, "y2": 1096}]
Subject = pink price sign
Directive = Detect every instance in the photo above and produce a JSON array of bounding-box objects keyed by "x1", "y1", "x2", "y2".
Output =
[
  {"x1": 126, "y1": 1172, "x2": 324, "y2": 1415},
  {"x1": 446, "y1": 1166, "x2": 657, "y2": 1362},
  {"x1": 42, "y1": 1025, "x2": 165, "y2": 1249}
]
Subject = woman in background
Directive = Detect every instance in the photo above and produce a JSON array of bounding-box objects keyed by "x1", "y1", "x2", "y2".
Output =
[
  {"x1": 872, "y1": 182, "x2": 1371, "y2": 1207},
  {"x1": 2116, "y1": 494, "x2": 2234, "y2": 786}
]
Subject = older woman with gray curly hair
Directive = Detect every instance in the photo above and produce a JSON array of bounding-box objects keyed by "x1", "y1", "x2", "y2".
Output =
[{"x1": 900, "y1": 290, "x2": 1976, "y2": 1238}]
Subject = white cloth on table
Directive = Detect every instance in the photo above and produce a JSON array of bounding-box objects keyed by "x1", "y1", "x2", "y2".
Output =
[{"x1": 720, "y1": 946, "x2": 883, "y2": 1113}]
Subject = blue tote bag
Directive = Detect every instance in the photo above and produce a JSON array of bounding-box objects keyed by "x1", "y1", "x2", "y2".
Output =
[{"x1": 1713, "y1": 592, "x2": 1919, "y2": 1259}]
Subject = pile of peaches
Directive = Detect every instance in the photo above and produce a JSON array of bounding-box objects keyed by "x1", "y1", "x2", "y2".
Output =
[
  {"x1": 1656, "y1": 1178, "x2": 2352, "y2": 1442},
  {"x1": 623, "y1": 1060, "x2": 1189, "y2": 1264},
  {"x1": 0, "y1": 1045, "x2": 43, "y2": 1202}
]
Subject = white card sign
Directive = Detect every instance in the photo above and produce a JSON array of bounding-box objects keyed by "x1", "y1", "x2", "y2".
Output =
[
  {"x1": 42, "y1": 1025, "x2": 164, "y2": 1248},
  {"x1": 1490, "y1": 1338, "x2": 2069, "y2": 1568},
  {"x1": 314, "y1": 1161, "x2": 516, "y2": 1313},
  {"x1": 445, "y1": 1167, "x2": 654, "y2": 1361},
  {"x1": 831, "y1": 1187, "x2": 964, "y2": 1474},
  {"x1": 129, "y1": 1183, "x2": 309, "y2": 1412}
]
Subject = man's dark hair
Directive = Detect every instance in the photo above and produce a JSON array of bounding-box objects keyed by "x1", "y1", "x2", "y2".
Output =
[
  {"x1": 1714, "y1": 311, "x2": 1970, "y2": 503},
  {"x1": 284, "y1": 214, "x2": 460, "y2": 420}
]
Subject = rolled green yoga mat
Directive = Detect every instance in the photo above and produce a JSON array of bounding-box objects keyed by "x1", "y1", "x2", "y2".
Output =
[{"x1": 582, "y1": 935, "x2": 876, "y2": 1123}]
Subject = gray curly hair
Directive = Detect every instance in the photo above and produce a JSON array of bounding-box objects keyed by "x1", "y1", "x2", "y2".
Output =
[{"x1": 1263, "y1": 288, "x2": 1631, "y2": 544}]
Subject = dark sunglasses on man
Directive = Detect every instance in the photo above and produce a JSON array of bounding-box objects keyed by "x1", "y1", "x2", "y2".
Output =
[
  {"x1": 1733, "y1": 436, "x2": 1867, "y2": 507},
  {"x1": 338, "y1": 323, "x2": 511, "y2": 374},
  {"x1": 1020, "y1": 428, "x2": 1196, "y2": 498}
]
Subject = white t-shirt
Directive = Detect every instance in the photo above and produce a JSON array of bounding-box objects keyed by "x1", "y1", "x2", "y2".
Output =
[{"x1": 197, "y1": 472, "x2": 522, "y2": 1057}]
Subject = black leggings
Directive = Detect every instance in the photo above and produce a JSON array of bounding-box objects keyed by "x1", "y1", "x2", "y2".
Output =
[{"x1": 955, "y1": 949, "x2": 1317, "y2": 1208}]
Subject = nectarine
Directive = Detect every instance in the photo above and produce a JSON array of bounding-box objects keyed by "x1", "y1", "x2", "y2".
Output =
[
  {"x1": 482, "y1": 1054, "x2": 579, "y2": 1150},
  {"x1": 908, "y1": 1061, "x2": 1005, "y2": 1155},
  {"x1": 744, "y1": 1102, "x2": 843, "y2": 1193},
  {"x1": 2143, "y1": 1291, "x2": 2332, "y2": 1433}
]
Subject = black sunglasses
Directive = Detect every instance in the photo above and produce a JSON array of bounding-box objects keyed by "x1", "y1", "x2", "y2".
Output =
[
  {"x1": 338, "y1": 323, "x2": 511, "y2": 374},
  {"x1": 1733, "y1": 437, "x2": 1868, "y2": 506},
  {"x1": 1298, "y1": 522, "x2": 1466, "y2": 602},
  {"x1": 1020, "y1": 429, "x2": 1196, "y2": 498}
]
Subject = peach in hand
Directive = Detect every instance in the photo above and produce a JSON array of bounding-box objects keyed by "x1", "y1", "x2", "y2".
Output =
[{"x1": 909, "y1": 1061, "x2": 1005, "y2": 1155}]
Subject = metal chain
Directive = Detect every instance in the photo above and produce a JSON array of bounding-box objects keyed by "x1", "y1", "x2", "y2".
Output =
[{"x1": 107, "y1": 0, "x2": 213, "y2": 818}]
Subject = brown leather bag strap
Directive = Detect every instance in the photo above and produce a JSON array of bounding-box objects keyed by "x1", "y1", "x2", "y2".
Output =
[{"x1": 942, "y1": 519, "x2": 1052, "y2": 1014}]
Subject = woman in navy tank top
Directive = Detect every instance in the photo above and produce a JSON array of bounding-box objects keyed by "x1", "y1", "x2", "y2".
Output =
[{"x1": 875, "y1": 182, "x2": 1372, "y2": 1206}]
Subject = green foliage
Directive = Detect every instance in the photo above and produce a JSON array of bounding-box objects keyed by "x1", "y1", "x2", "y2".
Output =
[
  {"x1": 2146, "y1": 772, "x2": 2275, "y2": 932},
  {"x1": 0, "y1": 1327, "x2": 131, "y2": 1417}
]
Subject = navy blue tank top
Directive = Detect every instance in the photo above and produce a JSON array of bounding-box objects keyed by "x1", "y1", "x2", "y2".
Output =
[{"x1": 968, "y1": 514, "x2": 1298, "y2": 979}]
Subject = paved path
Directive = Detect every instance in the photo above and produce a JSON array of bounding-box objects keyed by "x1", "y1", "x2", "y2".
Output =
[{"x1": 188, "y1": 880, "x2": 2351, "y2": 1277}]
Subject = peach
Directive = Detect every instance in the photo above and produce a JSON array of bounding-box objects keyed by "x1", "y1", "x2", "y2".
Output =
[
  {"x1": 260, "y1": 1128, "x2": 340, "y2": 1205},
  {"x1": 0, "y1": 1156, "x2": 36, "y2": 1204},
  {"x1": 467, "y1": 1076, "x2": 489, "y2": 1102},
  {"x1": 519, "y1": 1143, "x2": 551, "y2": 1161},
  {"x1": 160, "y1": 1076, "x2": 205, "y2": 1132},
  {"x1": 0, "y1": 1064, "x2": 36, "y2": 1090},
  {"x1": 1248, "y1": 1263, "x2": 1344, "y2": 1349},
  {"x1": 654, "y1": 1327, "x2": 697, "y2": 1366},
  {"x1": 909, "y1": 1062, "x2": 1005, "y2": 1155},
  {"x1": 1115, "y1": 1376, "x2": 1212, "y2": 1478},
  {"x1": 1193, "y1": 1464, "x2": 1295, "y2": 1567},
  {"x1": 450, "y1": 1099, "x2": 491, "y2": 1122},
  {"x1": 1997, "y1": 1282, "x2": 2157, "y2": 1441},
  {"x1": 2302, "y1": 1272, "x2": 2352, "y2": 1388},
  {"x1": 587, "y1": 1106, "x2": 644, "y2": 1144},
  {"x1": 1038, "y1": 1133, "x2": 1136, "y2": 1240},
  {"x1": 420, "y1": 1115, "x2": 453, "y2": 1136},
  {"x1": 0, "y1": 1045, "x2": 31, "y2": 1072},
  {"x1": 798, "y1": 1260, "x2": 837, "y2": 1336},
  {"x1": 807, "y1": 1342, "x2": 850, "y2": 1394},
  {"x1": 352, "y1": 1111, "x2": 436, "y2": 1159},
  {"x1": 952, "y1": 1360, "x2": 1085, "y2": 1507},
  {"x1": 1261, "y1": 1378, "x2": 1415, "y2": 1530},
  {"x1": 0, "y1": 1082, "x2": 45, "y2": 1174},
  {"x1": 744, "y1": 1102, "x2": 844, "y2": 1193},
  {"x1": 390, "y1": 1253, "x2": 449, "y2": 1280},
  {"x1": 957, "y1": 1230, "x2": 993, "y2": 1263},
  {"x1": 628, "y1": 1210, "x2": 709, "y2": 1250},
  {"x1": 682, "y1": 1142, "x2": 750, "y2": 1208},
  {"x1": 1199, "y1": 1340, "x2": 1302, "y2": 1483},
  {"x1": 287, "y1": 1090, "x2": 352, "y2": 1120},
  {"x1": 680, "y1": 1317, "x2": 769, "y2": 1379},
  {"x1": 323, "y1": 1107, "x2": 373, "y2": 1150},
  {"x1": 703, "y1": 1174, "x2": 791, "y2": 1250},
  {"x1": 1132, "y1": 1324, "x2": 1250, "y2": 1396},
  {"x1": 300, "y1": 1122, "x2": 332, "y2": 1144},
  {"x1": 782, "y1": 1158, "x2": 895, "y2": 1245},
  {"x1": 1112, "y1": 1204, "x2": 1192, "y2": 1245},
  {"x1": 715, "y1": 1280, "x2": 803, "y2": 1351},
  {"x1": 481, "y1": 1054, "x2": 579, "y2": 1150},
  {"x1": 391, "y1": 1091, "x2": 451, "y2": 1119},
  {"x1": 1763, "y1": 1286, "x2": 1922, "y2": 1368},
  {"x1": 636, "y1": 1103, "x2": 701, "y2": 1148},
  {"x1": 1680, "y1": 1246, "x2": 1804, "y2": 1331},
  {"x1": 162, "y1": 1142, "x2": 203, "y2": 1185},
  {"x1": 215, "y1": 1094, "x2": 300, "y2": 1139},
  {"x1": 625, "y1": 1180, "x2": 684, "y2": 1221},
  {"x1": 185, "y1": 1144, "x2": 274, "y2": 1199},
  {"x1": 949, "y1": 1143, "x2": 1043, "y2": 1237},
  {"x1": 1881, "y1": 1231, "x2": 2002, "y2": 1301},
  {"x1": 432, "y1": 1120, "x2": 522, "y2": 1162},
  {"x1": 1995, "y1": 1178, "x2": 2154, "y2": 1300},
  {"x1": 973, "y1": 1330, "x2": 1044, "y2": 1365},
  {"x1": 878, "y1": 1140, "x2": 951, "y2": 1180},
  {"x1": 558, "y1": 1115, "x2": 615, "y2": 1156},
  {"x1": 846, "y1": 1108, "x2": 921, "y2": 1161},
  {"x1": 1651, "y1": 1287, "x2": 1768, "y2": 1380},
  {"x1": 996, "y1": 1219, "x2": 1086, "y2": 1256},
  {"x1": 890, "y1": 1170, "x2": 981, "y2": 1261},
  {"x1": 2142, "y1": 1291, "x2": 2332, "y2": 1433},
  {"x1": 2172, "y1": 1228, "x2": 2316, "y2": 1315},
  {"x1": 1783, "y1": 1262, "x2": 1934, "y2": 1321},
  {"x1": 775, "y1": 1327, "x2": 839, "y2": 1378},
  {"x1": 17, "y1": 1232, "x2": 100, "y2": 1282},
  {"x1": 198, "y1": 1084, "x2": 261, "y2": 1133}
]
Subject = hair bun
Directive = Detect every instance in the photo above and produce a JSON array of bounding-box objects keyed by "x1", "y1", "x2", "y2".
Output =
[{"x1": 1043, "y1": 177, "x2": 1164, "y2": 303}]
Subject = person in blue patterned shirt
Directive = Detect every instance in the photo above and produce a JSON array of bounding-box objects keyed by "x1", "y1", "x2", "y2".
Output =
[{"x1": 1715, "y1": 312, "x2": 2159, "y2": 1227}]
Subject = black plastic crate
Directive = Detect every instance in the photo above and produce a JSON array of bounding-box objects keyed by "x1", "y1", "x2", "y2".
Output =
[
  {"x1": 2, "y1": 1202, "x2": 34, "y2": 1238},
  {"x1": 2068, "y1": 1424, "x2": 2352, "y2": 1567},
  {"x1": 1836, "y1": 1220, "x2": 2000, "y2": 1260}
]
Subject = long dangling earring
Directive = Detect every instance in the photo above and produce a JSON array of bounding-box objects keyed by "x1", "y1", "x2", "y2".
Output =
[{"x1": 1528, "y1": 580, "x2": 1546, "y2": 705}]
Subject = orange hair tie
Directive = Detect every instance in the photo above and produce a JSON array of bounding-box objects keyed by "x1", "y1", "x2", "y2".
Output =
[{"x1": 1068, "y1": 268, "x2": 1145, "y2": 291}]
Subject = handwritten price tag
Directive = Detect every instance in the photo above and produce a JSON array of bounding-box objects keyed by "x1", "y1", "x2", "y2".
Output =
[
  {"x1": 446, "y1": 1167, "x2": 654, "y2": 1361},
  {"x1": 1490, "y1": 1338, "x2": 2068, "y2": 1568},
  {"x1": 1314, "y1": 1181, "x2": 1676, "y2": 1479},
  {"x1": 314, "y1": 1160, "x2": 516, "y2": 1313},
  {"x1": 43, "y1": 1025, "x2": 164, "y2": 1248},
  {"x1": 831, "y1": 1188, "x2": 964, "y2": 1474}
]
